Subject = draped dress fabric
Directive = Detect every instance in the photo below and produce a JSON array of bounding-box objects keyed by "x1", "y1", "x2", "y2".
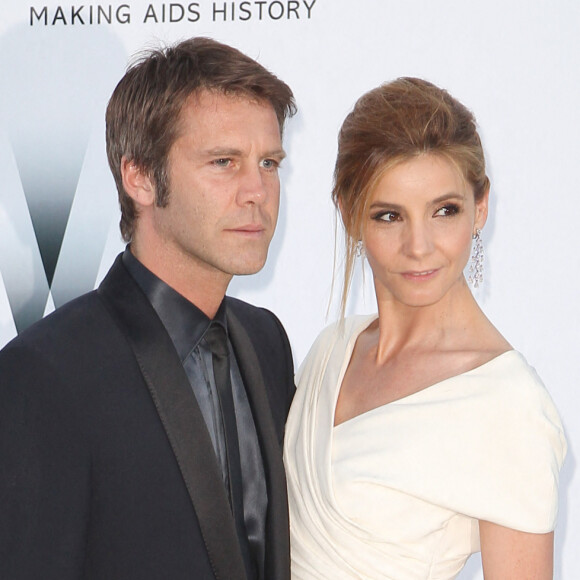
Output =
[{"x1": 284, "y1": 315, "x2": 567, "y2": 580}]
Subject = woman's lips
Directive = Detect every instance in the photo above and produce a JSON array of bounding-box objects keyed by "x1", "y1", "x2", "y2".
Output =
[{"x1": 400, "y1": 269, "x2": 439, "y2": 281}]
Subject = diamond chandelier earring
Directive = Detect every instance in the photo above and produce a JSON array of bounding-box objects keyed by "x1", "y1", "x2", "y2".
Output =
[
  {"x1": 468, "y1": 228, "x2": 484, "y2": 288},
  {"x1": 355, "y1": 240, "x2": 365, "y2": 259}
]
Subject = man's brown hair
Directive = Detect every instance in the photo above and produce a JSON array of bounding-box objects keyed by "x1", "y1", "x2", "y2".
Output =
[{"x1": 106, "y1": 37, "x2": 296, "y2": 242}]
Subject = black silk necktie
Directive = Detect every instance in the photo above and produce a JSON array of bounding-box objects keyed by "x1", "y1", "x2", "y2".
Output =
[{"x1": 203, "y1": 324, "x2": 246, "y2": 528}]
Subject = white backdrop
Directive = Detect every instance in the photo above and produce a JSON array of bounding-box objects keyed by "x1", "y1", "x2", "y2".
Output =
[{"x1": 0, "y1": 1, "x2": 578, "y2": 577}]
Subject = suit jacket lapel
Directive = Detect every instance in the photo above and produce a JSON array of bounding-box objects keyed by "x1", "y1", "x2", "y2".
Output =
[
  {"x1": 227, "y1": 309, "x2": 291, "y2": 580},
  {"x1": 97, "y1": 256, "x2": 247, "y2": 580}
]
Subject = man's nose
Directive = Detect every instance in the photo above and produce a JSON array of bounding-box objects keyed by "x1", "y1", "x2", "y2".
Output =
[{"x1": 237, "y1": 163, "x2": 270, "y2": 205}]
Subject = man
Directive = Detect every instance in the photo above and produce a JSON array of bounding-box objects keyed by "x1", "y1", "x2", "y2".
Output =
[{"x1": 0, "y1": 37, "x2": 296, "y2": 580}]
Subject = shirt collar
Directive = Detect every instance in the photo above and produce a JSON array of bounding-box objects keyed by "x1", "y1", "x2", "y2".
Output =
[{"x1": 122, "y1": 247, "x2": 227, "y2": 362}]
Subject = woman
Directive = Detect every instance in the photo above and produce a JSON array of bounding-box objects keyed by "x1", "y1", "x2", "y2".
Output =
[{"x1": 284, "y1": 78, "x2": 566, "y2": 579}]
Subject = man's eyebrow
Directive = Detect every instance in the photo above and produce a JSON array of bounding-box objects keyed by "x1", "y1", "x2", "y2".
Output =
[
  {"x1": 202, "y1": 147, "x2": 243, "y2": 157},
  {"x1": 265, "y1": 149, "x2": 287, "y2": 160},
  {"x1": 201, "y1": 147, "x2": 287, "y2": 159}
]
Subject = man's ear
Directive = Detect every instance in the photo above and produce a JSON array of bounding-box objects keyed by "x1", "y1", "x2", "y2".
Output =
[{"x1": 121, "y1": 157, "x2": 155, "y2": 207}]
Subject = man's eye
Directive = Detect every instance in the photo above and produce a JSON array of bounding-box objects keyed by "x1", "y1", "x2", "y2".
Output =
[
  {"x1": 213, "y1": 158, "x2": 231, "y2": 167},
  {"x1": 261, "y1": 159, "x2": 279, "y2": 170}
]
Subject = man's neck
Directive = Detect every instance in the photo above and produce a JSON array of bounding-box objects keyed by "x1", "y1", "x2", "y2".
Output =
[{"x1": 128, "y1": 244, "x2": 231, "y2": 319}]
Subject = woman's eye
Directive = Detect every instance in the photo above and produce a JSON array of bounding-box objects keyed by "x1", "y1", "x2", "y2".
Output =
[
  {"x1": 375, "y1": 211, "x2": 399, "y2": 223},
  {"x1": 434, "y1": 204, "x2": 460, "y2": 217}
]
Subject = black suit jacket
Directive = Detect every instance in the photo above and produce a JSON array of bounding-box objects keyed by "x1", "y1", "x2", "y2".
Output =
[{"x1": 0, "y1": 255, "x2": 295, "y2": 580}]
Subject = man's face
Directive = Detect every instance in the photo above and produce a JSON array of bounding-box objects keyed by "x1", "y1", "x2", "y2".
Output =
[{"x1": 148, "y1": 90, "x2": 284, "y2": 286}]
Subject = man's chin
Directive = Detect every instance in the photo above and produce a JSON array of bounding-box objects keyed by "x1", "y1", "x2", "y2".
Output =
[{"x1": 231, "y1": 255, "x2": 269, "y2": 276}]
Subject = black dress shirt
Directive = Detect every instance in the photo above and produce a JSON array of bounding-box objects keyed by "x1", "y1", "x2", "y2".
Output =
[{"x1": 123, "y1": 248, "x2": 266, "y2": 580}]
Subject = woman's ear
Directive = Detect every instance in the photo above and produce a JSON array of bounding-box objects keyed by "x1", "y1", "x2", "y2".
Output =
[
  {"x1": 474, "y1": 186, "x2": 489, "y2": 231},
  {"x1": 337, "y1": 198, "x2": 362, "y2": 244},
  {"x1": 337, "y1": 198, "x2": 349, "y2": 228},
  {"x1": 120, "y1": 157, "x2": 155, "y2": 207}
]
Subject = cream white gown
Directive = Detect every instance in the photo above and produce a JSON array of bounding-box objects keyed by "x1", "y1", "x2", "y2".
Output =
[{"x1": 284, "y1": 315, "x2": 567, "y2": 579}]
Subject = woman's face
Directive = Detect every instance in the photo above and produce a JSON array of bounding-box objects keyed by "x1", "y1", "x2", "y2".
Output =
[{"x1": 361, "y1": 154, "x2": 488, "y2": 308}]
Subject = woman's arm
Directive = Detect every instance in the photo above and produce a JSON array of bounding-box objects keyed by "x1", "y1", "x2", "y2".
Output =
[{"x1": 479, "y1": 520, "x2": 554, "y2": 579}]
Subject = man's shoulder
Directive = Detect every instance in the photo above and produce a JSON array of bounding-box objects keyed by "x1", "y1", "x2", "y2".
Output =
[
  {"x1": 225, "y1": 296, "x2": 285, "y2": 335},
  {"x1": 4, "y1": 290, "x2": 102, "y2": 349},
  {"x1": 0, "y1": 290, "x2": 114, "y2": 387},
  {"x1": 226, "y1": 295, "x2": 270, "y2": 318},
  {"x1": 1, "y1": 254, "x2": 132, "y2": 352},
  {"x1": 225, "y1": 296, "x2": 292, "y2": 360}
]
